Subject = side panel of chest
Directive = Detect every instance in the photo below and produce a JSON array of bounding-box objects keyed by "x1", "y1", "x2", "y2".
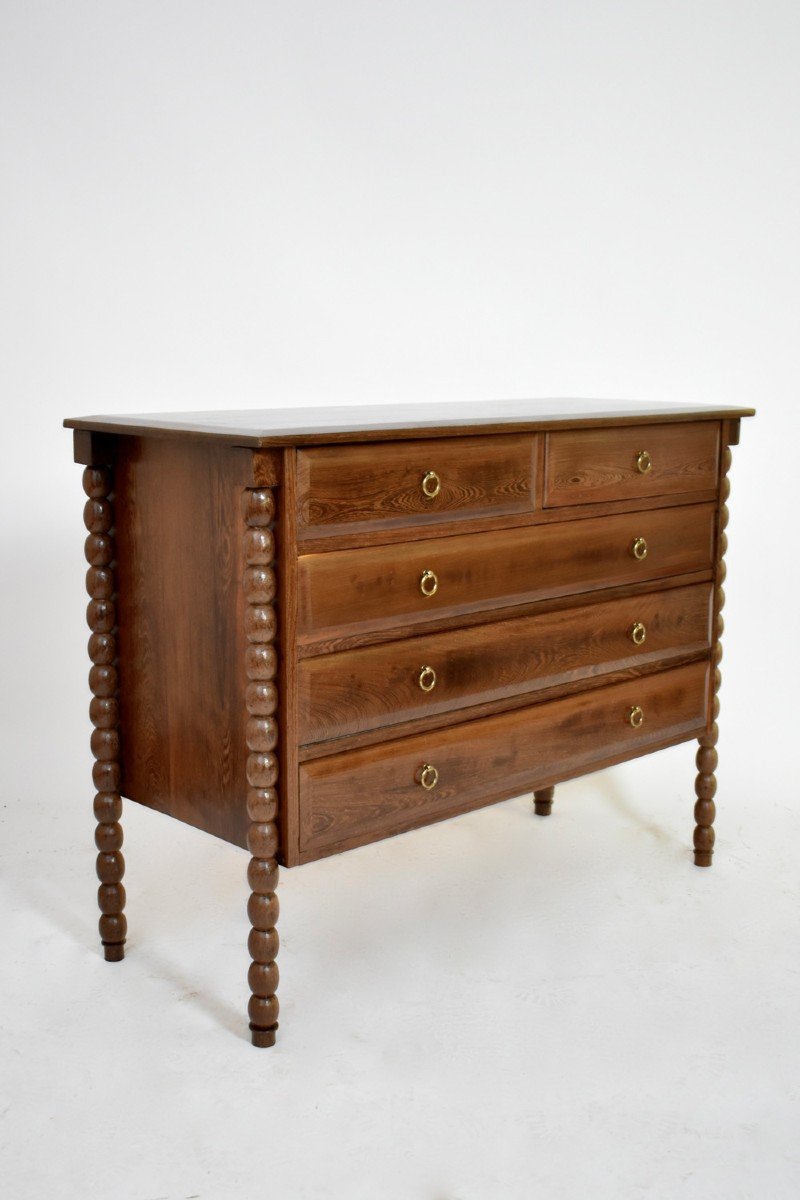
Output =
[{"x1": 113, "y1": 437, "x2": 259, "y2": 848}]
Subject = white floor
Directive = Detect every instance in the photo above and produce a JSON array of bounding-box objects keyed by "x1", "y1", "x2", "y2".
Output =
[{"x1": 3, "y1": 727, "x2": 799, "y2": 1200}]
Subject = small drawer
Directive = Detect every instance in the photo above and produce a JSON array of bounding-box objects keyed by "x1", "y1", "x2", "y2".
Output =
[
  {"x1": 297, "y1": 502, "x2": 716, "y2": 642},
  {"x1": 544, "y1": 422, "x2": 720, "y2": 507},
  {"x1": 299, "y1": 661, "x2": 710, "y2": 856},
  {"x1": 296, "y1": 434, "x2": 535, "y2": 537},
  {"x1": 298, "y1": 582, "x2": 713, "y2": 744}
]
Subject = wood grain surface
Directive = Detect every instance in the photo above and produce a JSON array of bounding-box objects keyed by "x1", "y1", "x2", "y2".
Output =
[
  {"x1": 544, "y1": 421, "x2": 720, "y2": 507},
  {"x1": 296, "y1": 434, "x2": 535, "y2": 536},
  {"x1": 114, "y1": 438, "x2": 251, "y2": 847},
  {"x1": 297, "y1": 503, "x2": 716, "y2": 642},
  {"x1": 299, "y1": 660, "x2": 710, "y2": 858},
  {"x1": 298, "y1": 582, "x2": 713, "y2": 744}
]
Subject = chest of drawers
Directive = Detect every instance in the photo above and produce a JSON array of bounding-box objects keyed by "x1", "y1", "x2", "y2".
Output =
[{"x1": 65, "y1": 400, "x2": 753, "y2": 1046}]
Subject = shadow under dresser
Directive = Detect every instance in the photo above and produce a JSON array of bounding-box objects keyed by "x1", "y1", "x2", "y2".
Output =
[{"x1": 64, "y1": 399, "x2": 754, "y2": 1046}]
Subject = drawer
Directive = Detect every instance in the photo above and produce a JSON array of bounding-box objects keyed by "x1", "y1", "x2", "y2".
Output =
[
  {"x1": 299, "y1": 661, "x2": 710, "y2": 855},
  {"x1": 298, "y1": 583, "x2": 713, "y2": 744},
  {"x1": 296, "y1": 434, "x2": 535, "y2": 537},
  {"x1": 297, "y1": 502, "x2": 716, "y2": 641},
  {"x1": 544, "y1": 422, "x2": 720, "y2": 507}
]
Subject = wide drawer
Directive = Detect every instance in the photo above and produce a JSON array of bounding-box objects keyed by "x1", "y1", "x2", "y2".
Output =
[
  {"x1": 298, "y1": 582, "x2": 713, "y2": 744},
  {"x1": 544, "y1": 421, "x2": 720, "y2": 507},
  {"x1": 297, "y1": 503, "x2": 716, "y2": 641},
  {"x1": 299, "y1": 661, "x2": 710, "y2": 856},
  {"x1": 296, "y1": 434, "x2": 536, "y2": 537}
]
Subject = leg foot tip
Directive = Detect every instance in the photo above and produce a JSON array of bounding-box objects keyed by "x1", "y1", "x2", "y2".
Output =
[
  {"x1": 250, "y1": 1024, "x2": 278, "y2": 1048},
  {"x1": 103, "y1": 943, "x2": 125, "y2": 962},
  {"x1": 534, "y1": 802, "x2": 553, "y2": 816},
  {"x1": 693, "y1": 853, "x2": 713, "y2": 868}
]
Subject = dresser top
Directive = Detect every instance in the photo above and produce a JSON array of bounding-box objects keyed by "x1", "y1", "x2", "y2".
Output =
[{"x1": 65, "y1": 399, "x2": 754, "y2": 447}]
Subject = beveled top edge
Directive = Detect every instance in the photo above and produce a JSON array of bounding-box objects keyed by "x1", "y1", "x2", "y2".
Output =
[{"x1": 64, "y1": 398, "x2": 755, "y2": 446}]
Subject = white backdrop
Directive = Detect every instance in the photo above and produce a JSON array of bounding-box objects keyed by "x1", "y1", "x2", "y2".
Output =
[{"x1": 1, "y1": 3, "x2": 798, "y2": 1198}]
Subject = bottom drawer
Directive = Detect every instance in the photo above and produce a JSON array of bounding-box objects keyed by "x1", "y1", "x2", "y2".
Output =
[{"x1": 299, "y1": 661, "x2": 710, "y2": 857}]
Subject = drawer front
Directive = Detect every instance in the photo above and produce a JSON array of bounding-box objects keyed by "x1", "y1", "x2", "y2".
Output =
[
  {"x1": 298, "y1": 583, "x2": 713, "y2": 744},
  {"x1": 297, "y1": 503, "x2": 716, "y2": 640},
  {"x1": 299, "y1": 661, "x2": 710, "y2": 855},
  {"x1": 296, "y1": 434, "x2": 535, "y2": 536},
  {"x1": 544, "y1": 422, "x2": 720, "y2": 507}
]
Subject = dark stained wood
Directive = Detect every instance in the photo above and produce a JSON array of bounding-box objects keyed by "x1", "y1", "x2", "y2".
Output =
[
  {"x1": 74, "y1": 429, "x2": 117, "y2": 467},
  {"x1": 694, "y1": 440, "x2": 733, "y2": 866},
  {"x1": 299, "y1": 661, "x2": 710, "y2": 859},
  {"x1": 298, "y1": 582, "x2": 713, "y2": 744},
  {"x1": 113, "y1": 438, "x2": 250, "y2": 848},
  {"x1": 83, "y1": 465, "x2": 127, "y2": 961},
  {"x1": 297, "y1": 569, "x2": 714, "y2": 659},
  {"x1": 544, "y1": 421, "x2": 720, "y2": 507},
  {"x1": 296, "y1": 477, "x2": 719, "y2": 556},
  {"x1": 64, "y1": 400, "x2": 755, "y2": 448},
  {"x1": 68, "y1": 401, "x2": 753, "y2": 1045},
  {"x1": 297, "y1": 649, "x2": 712, "y2": 762},
  {"x1": 242, "y1": 487, "x2": 281, "y2": 1047},
  {"x1": 533, "y1": 787, "x2": 555, "y2": 816},
  {"x1": 297, "y1": 503, "x2": 717, "y2": 643},
  {"x1": 296, "y1": 434, "x2": 535, "y2": 537},
  {"x1": 275, "y1": 449, "x2": 302, "y2": 867},
  {"x1": 252, "y1": 450, "x2": 282, "y2": 488}
]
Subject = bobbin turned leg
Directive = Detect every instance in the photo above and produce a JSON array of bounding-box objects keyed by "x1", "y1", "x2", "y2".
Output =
[
  {"x1": 533, "y1": 787, "x2": 555, "y2": 816},
  {"x1": 694, "y1": 730, "x2": 718, "y2": 867},
  {"x1": 83, "y1": 466, "x2": 126, "y2": 961},
  {"x1": 694, "y1": 441, "x2": 730, "y2": 867},
  {"x1": 243, "y1": 487, "x2": 280, "y2": 1047}
]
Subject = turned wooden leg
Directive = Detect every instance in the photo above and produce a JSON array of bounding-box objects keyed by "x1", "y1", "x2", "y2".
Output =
[
  {"x1": 694, "y1": 442, "x2": 730, "y2": 867},
  {"x1": 83, "y1": 466, "x2": 126, "y2": 961},
  {"x1": 694, "y1": 730, "x2": 718, "y2": 867},
  {"x1": 533, "y1": 786, "x2": 555, "y2": 816},
  {"x1": 243, "y1": 487, "x2": 280, "y2": 1047}
]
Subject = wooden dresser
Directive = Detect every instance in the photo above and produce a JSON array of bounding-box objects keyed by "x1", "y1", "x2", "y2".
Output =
[{"x1": 64, "y1": 400, "x2": 754, "y2": 1046}]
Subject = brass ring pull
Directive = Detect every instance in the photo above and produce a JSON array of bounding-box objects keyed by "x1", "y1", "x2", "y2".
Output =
[
  {"x1": 418, "y1": 665, "x2": 437, "y2": 692},
  {"x1": 636, "y1": 450, "x2": 653, "y2": 475},
  {"x1": 418, "y1": 763, "x2": 439, "y2": 790},
  {"x1": 421, "y1": 470, "x2": 441, "y2": 499},
  {"x1": 630, "y1": 621, "x2": 647, "y2": 646},
  {"x1": 420, "y1": 569, "x2": 439, "y2": 597},
  {"x1": 631, "y1": 536, "x2": 648, "y2": 561},
  {"x1": 628, "y1": 705, "x2": 644, "y2": 728}
]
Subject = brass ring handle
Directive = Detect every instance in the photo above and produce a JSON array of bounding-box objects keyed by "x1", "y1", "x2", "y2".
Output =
[
  {"x1": 421, "y1": 470, "x2": 441, "y2": 499},
  {"x1": 418, "y1": 665, "x2": 437, "y2": 692},
  {"x1": 636, "y1": 450, "x2": 653, "y2": 475},
  {"x1": 420, "y1": 569, "x2": 439, "y2": 597},
  {"x1": 627, "y1": 705, "x2": 644, "y2": 728},
  {"x1": 630, "y1": 621, "x2": 647, "y2": 646},
  {"x1": 418, "y1": 762, "x2": 439, "y2": 790},
  {"x1": 631, "y1": 536, "x2": 648, "y2": 561}
]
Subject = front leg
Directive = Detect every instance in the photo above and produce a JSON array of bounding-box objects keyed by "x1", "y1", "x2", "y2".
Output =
[
  {"x1": 83, "y1": 466, "x2": 126, "y2": 961},
  {"x1": 694, "y1": 442, "x2": 730, "y2": 867},
  {"x1": 242, "y1": 487, "x2": 280, "y2": 1046}
]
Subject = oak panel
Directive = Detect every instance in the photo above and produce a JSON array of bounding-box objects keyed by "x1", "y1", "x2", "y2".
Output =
[
  {"x1": 299, "y1": 661, "x2": 710, "y2": 856},
  {"x1": 114, "y1": 438, "x2": 250, "y2": 848},
  {"x1": 544, "y1": 421, "x2": 720, "y2": 507},
  {"x1": 297, "y1": 434, "x2": 535, "y2": 536},
  {"x1": 298, "y1": 582, "x2": 713, "y2": 744},
  {"x1": 297, "y1": 503, "x2": 716, "y2": 642}
]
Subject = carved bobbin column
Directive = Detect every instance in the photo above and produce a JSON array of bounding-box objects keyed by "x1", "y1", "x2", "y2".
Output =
[
  {"x1": 243, "y1": 487, "x2": 280, "y2": 1047},
  {"x1": 83, "y1": 466, "x2": 126, "y2": 960},
  {"x1": 694, "y1": 443, "x2": 732, "y2": 867}
]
